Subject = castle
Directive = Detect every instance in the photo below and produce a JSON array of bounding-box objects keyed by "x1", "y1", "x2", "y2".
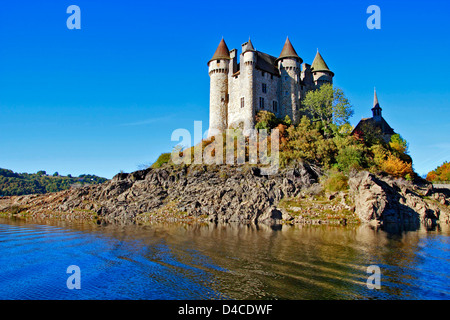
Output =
[{"x1": 207, "y1": 37, "x2": 334, "y2": 136}]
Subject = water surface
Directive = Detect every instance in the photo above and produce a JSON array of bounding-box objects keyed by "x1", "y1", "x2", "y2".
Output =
[{"x1": 0, "y1": 217, "x2": 448, "y2": 300}]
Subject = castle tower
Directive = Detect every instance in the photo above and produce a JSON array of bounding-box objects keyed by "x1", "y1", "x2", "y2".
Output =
[
  {"x1": 311, "y1": 49, "x2": 334, "y2": 86},
  {"x1": 372, "y1": 88, "x2": 382, "y2": 122},
  {"x1": 208, "y1": 38, "x2": 230, "y2": 137},
  {"x1": 241, "y1": 38, "x2": 257, "y2": 133},
  {"x1": 276, "y1": 37, "x2": 302, "y2": 123}
]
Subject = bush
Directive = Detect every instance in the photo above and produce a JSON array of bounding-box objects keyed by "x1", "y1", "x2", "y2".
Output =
[
  {"x1": 255, "y1": 111, "x2": 278, "y2": 130},
  {"x1": 323, "y1": 171, "x2": 349, "y2": 192},
  {"x1": 380, "y1": 154, "x2": 414, "y2": 178},
  {"x1": 335, "y1": 145, "x2": 364, "y2": 173},
  {"x1": 370, "y1": 144, "x2": 388, "y2": 167},
  {"x1": 389, "y1": 134, "x2": 408, "y2": 154},
  {"x1": 151, "y1": 153, "x2": 172, "y2": 168}
]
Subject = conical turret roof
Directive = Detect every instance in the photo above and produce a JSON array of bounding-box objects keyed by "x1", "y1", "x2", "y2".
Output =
[
  {"x1": 242, "y1": 38, "x2": 255, "y2": 53},
  {"x1": 276, "y1": 37, "x2": 302, "y2": 62},
  {"x1": 208, "y1": 38, "x2": 230, "y2": 64},
  {"x1": 311, "y1": 50, "x2": 333, "y2": 75}
]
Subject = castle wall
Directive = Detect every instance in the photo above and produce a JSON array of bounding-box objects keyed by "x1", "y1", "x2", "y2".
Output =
[
  {"x1": 254, "y1": 69, "x2": 280, "y2": 117},
  {"x1": 227, "y1": 73, "x2": 243, "y2": 128}
]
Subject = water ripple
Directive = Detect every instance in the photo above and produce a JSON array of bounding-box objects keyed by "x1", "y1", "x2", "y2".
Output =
[{"x1": 0, "y1": 218, "x2": 449, "y2": 300}]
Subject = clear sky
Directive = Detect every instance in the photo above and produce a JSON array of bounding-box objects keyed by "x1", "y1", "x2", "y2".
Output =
[{"x1": 0, "y1": 0, "x2": 449, "y2": 179}]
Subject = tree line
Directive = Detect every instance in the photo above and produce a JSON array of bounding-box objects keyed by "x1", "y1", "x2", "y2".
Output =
[{"x1": 0, "y1": 169, "x2": 108, "y2": 196}]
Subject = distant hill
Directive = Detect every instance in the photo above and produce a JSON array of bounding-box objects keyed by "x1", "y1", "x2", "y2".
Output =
[{"x1": 0, "y1": 168, "x2": 108, "y2": 196}]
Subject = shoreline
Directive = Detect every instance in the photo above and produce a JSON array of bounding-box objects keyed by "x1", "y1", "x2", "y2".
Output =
[{"x1": 1, "y1": 164, "x2": 449, "y2": 228}]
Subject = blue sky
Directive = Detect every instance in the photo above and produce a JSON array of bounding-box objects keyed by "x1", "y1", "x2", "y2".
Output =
[{"x1": 0, "y1": 0, "x2": 449, "y2": 179}]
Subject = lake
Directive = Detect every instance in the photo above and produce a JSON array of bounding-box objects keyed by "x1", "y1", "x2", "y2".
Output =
[{"x1": 0, "y1": 217, "x2": 448, "y2": 300}]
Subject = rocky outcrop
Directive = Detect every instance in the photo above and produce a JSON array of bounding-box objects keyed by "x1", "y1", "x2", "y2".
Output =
[
  {"x1": 0, "y1": 165, "x2": 449, "y2": 227},
  {"x1": 0, "y1": 163, "x2": 320, "y2": 224},
  {"x1": 349, "y1": 171, "x2": 450, "y2": 226}
]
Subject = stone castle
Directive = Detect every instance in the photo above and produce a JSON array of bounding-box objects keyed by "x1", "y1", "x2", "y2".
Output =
[{"x1": 207, "y1": 37, "x2": 334, "y2": 136}]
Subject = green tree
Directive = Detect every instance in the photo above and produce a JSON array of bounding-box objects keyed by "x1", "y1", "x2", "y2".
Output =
[
  {"x1": 255, "y1": 111, "x2": 280, "y2": 130},
  {"x1": 389, "y1": 134, "x2": 409, "y2": 154},
  {"x1": 335, "y1": 145, "x2": 365, "y2": 173},
  {"x1": 283, "y1": 115, "x2": 292, "y2": 126},
  {"x1": 301, "y1": 83, "x2": 354, "y2": 136},
  {"x1": 0, "y1": 168, "x2": 107, "y2": 196}
]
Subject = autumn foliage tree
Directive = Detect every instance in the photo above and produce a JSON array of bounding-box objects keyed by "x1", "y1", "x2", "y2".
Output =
[
  {"x1": 380, "y1": 154, "x2": 414, "y2": 178},
  {"x1": 426, "y1": 162, "x2": 450, "y2": 182}
]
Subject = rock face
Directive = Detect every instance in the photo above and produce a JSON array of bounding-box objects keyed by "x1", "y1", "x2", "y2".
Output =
[
  {"x1": 0, "y1": 164, "x2": 449, "y2": 226},
  {"x1": 0, "y1": 163, "x2": 320, "y2": 224},
  {"x1": 349, "y1": 171, "x2": 450, "y2": 225}
]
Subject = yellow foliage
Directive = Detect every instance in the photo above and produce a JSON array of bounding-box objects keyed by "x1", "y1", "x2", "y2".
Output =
[{"x1": 380, "y1": 154, "x2": 414, "y2": 178}]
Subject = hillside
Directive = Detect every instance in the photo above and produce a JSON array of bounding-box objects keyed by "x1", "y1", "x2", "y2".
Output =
[
  {"x1": 427, "y1": 162, "x2": 450, "y2": 182},
  {"x1": 0, "y1": 168, "x2": 108, "y2": 196}
]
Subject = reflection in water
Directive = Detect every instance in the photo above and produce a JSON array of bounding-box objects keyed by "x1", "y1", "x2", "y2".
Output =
[{"x1": 0, "y1": 217, "x2": 448, "y2": 300}]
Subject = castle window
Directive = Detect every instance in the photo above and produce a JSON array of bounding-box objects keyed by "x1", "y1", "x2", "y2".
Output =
[
  {"x1": 273, "y1": 101, "x2": 278, "y2": 113},
  {"x1": 262, "y1": 71, "x2": 265, "y2": 77},
  {"x1": 262, "y1": 83, "x2": 267, "y2": 94},
  {"x1": 259, "y1": 97, "x2": 264, "y2": 109},
  {"x1": 271, "y1": 74, "x2": 273, "y2": 80},
  {"x1": 241, "y1": 97, "x2": 245, "y2": 108}
]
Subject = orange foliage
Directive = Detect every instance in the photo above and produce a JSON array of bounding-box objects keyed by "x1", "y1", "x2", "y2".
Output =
[
  {"x1": 380, "y1": 154, "x2": 414, "y2": 178},
  {"x1": 426, "y1": 162, "x2": 450, "y2": 182},
  {"x1": 275, "y1": 123, "x2": 289, "y2": 150}
]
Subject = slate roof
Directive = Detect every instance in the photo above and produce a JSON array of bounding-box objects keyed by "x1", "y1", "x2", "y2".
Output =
[
  {"x1": 276, "y1": 37, "x2": 302, "y2": 63},
  {"x1": 208, "y1": 38, "x2": 230, "y2": 64},
  {"x1": 311, "y1": 50, "x2": 334, "y2": 76}
]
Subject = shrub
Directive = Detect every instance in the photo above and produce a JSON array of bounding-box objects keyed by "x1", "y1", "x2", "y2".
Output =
[
  {"x1": 323, "y1": 171, "x2": 349, "y2": 192},
  {"x1": 335, "y1": 145, "x2": 364, "y2": 173},
  {"x1": 151, "y1": 153, "x2": 172, "y2": 168},
  {"x1": 283, "y1": 115, "x2": 292, "y2": 126},
  {"x1": 255, "y1": 111, "x2": 279, "y2": 130},
  {"x1": 370, "y1": 144, "x2": 388, "y2": 167},
  {"x1": 389, "y1": 134, "x2": 409, "y2": 154},
  {"x1": 380, "y1": 154, "x2": 414, "y2": 178}
]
